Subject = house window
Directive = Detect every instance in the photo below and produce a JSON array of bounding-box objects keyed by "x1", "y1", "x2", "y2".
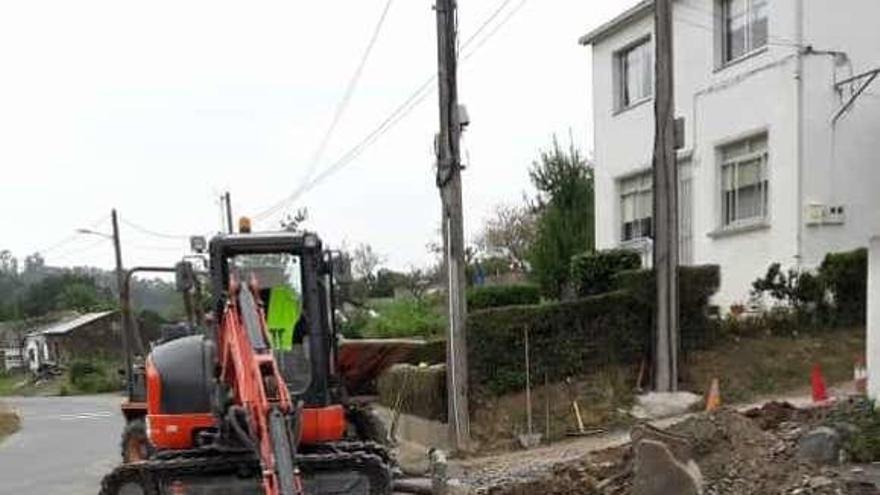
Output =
[
  {"x1": 616, "y1": 38, "x2": 653, "y2": 110},
  {"x1": 720, "y1": 134, "x2": 769, "y2": 227},
  {"x1": 620, "y1": 172, "x2": 653, "y2": 242},
  {"x1": 721, "y1": 0, "x2": 768, "y2": 63}
]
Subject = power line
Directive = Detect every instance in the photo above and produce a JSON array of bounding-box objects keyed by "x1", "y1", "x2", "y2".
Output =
[
  {"x1": 49, "y1": 237, "x2": 109, "y2": 263},
  {"x1": 672, "y1": 3, "x2": 803, "y2": 46},
  {"x1": 462, "y1": 0, "x2": 527, "y2": 60},
  {"x1": 253, "y1": 0, "x2": 529, "y2": 224},
  {"x1": 301, "y1": 0, "x2": 396, "y2": 185},
  {"x1": 34, "y1": 214, "x2": 109, "y2": 256},
  {"x1": 460, "y1": 0, "x2": 515, "y2": 49},
  {"x1": 121, "y1": 217, "x2": 191, "y2": 240}
]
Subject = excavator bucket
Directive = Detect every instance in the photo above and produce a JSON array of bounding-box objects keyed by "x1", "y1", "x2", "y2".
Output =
[{"x1": 337, "y1": 338, "x2": 428, "y2": 394}]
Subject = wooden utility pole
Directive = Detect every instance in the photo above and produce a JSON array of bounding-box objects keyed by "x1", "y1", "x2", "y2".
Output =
[
  {"x1": 653, "y1": 0, "x2": 679, "y2": 392},
  {"x1": 224, "y1": 192, "x2": 234, "y2": 234},
  {"x1": 111, "y1": 209, "x2": 135, "y2": 398},
  {"x1": 435, "y1": 0, "x2": 470, "y2": 451}
]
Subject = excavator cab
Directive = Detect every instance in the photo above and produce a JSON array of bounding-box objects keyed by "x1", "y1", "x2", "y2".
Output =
[{"x1": 209, "y1": 231, "x2": 338, "y2": 405}]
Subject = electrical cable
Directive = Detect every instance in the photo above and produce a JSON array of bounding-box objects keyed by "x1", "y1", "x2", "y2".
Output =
[
  {"x1": 253, "y1": 0, "x2": 529, "y2": 224},
  {"x1": 48, "y1": 237, "x2": 109, "y2": 263},
  {"x1": 121, "y1": 218, "x2": 191, "y2": 240},
  {"x1": 301, "y1": 0, "x2": 396, "y2": 185},
  {"x1": 33, "y1": 214, "x2": 109, "y2": 257}
]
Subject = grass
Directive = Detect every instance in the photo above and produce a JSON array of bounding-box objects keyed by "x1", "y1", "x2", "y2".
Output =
[
  {"x1": 682, "y1": 326, "x2": 865, "y2": 404},
  {"x1": 468, "y1": 326, "x2": 865, "y2": 454},
  {"x1": 350, "y1": 297, "x2": 446, "y2": 339},
  {"x1": 0, "y1": 373, "x2": 26, "y2": 396},
  {"x1": 0, "y1": 359, "x2": 123, "y2": 398},
  {"x1": 471, "y1": 365, "x2": 637, "y2": 453},
  {"x1": 0, "y1": 403, "x2": 21, "y2": 443}
]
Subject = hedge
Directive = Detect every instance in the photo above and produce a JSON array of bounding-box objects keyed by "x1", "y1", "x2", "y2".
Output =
[
  {"x1": 570, "y1": 249, "x2": 641, "y2": 297},
  {"x1": 466, "y1": 284, "x2": 541, "y2": 311},
  {"x1": 819, "y1": 248, "x2": 867, "y2": 326},
  {"x1": 613, "y1": 265, "x2": 722, "y2": 350},
  {"x1": 377, "y1": 364, "x2": 447, "y2": 421},
  {"x1": 467, "y1": 264, "x2": 721, "y2": 396},
  {"x1": 468, "y1": 291, "x2": 651, "y2": 396}
]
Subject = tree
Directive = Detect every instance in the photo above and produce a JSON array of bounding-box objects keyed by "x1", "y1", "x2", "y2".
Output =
[
  {"x1": 0, "y1": 250, "x2": 18, "y2": 275},
  {"x1": 0, "y1": 250, "x2": 21, "y2": 320},
  {"x1": 476, "y1": 203, "x2": 536, "y2": 269},
  {"x1": 23, "y1": 252, "x2": 45, "y2": 274},
  {"x1": 280, "y1": 208, "x2": 309, "y2": 232},
  {"x1": 371, "y1": 269, "x2": 407, "y2": 298},
  {"x1": 527, "y1": 136, "x2": 595, "y2": 298},
  {"x1": 21, "y1": 273, "x2": 114, "y2": 317},
  {"x1": 351, "y1": 244, "x2": 383, "y2": 285},
  {"x1": 402, "y1": 267, "x2": 432, "y2": 301}
]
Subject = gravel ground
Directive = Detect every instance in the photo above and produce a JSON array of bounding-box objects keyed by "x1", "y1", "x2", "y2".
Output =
[{"x1": 453, "y1": 400, "x2": 880, "y2": 495}]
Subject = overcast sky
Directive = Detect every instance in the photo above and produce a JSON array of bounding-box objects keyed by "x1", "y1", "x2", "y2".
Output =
[{"x1": 0, "y1": 0, "x2": 639, "y2": 272}]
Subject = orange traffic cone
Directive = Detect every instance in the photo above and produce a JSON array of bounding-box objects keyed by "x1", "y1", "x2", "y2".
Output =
[
  {"x1": 705, "y1": 378, "x2": 721, "y2": 412},
  {"x1": 811, "y1": 363, "x2": 829, "y2": 403}
]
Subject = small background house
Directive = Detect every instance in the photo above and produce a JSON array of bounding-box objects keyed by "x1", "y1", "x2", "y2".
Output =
[
  {"x1": 0, "y1": 325, "x2": 25, "y2": 372},
  {"x1": 23, "y1": 311, "x2": 120, "y2": 373}
]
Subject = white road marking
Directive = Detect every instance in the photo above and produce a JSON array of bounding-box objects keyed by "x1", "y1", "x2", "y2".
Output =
[{"x1": 31, "y1": 411, "x2": 116, "y2": 421}]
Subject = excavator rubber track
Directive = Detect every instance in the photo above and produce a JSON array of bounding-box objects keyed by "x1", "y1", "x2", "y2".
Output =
[{"x1": 99, "y1": 446, "x2": 392, "y2": 495}]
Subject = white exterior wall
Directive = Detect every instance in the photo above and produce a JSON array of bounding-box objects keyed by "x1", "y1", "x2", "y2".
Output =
[
  {"x1": 2, "y1": 347, "x2": 23, "y2": 371},
  {"x1": 799, "y1": 0, "x2": 880, "y2": 266},
  {"x1": 589, "y1": 0, "x2": 880, "y2": 308},
  {"x1": 869, "y1": 237, "x2": 880, "y2": 401}
]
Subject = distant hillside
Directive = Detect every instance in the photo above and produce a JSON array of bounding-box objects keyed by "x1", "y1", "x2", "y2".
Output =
[{"x1": 0, "y1": 250, "x2": 186, "y2": 322}]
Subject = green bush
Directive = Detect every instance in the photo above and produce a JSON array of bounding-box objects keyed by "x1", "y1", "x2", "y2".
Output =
[
  {"x1": 377, "y1": 364, "x2": 447, "y2": 421},
  {"x1": 827, "y1": 398, "x2": 880, "y2": 462},
  {"x1": 68, "y1": 359, "x2": 120, "y2": 394},
  {"x1": 819, "y1": 248, "x2": 867, "y2": 326},
  {"x1": 361, "y1": 297, "x2": 445, "y2": 339},
  {"x1": 570, "y1": 249, "x2": 641, "y2": 297},
  {"x1": 466, "y1": 284, "x2": 541, "y2": 311},
  {"x1": 468, "y1": 291, "x2": 651, "y2": 396},
  {"x1": 613, "y1": 265, "x2": 722, "y2": 351}
]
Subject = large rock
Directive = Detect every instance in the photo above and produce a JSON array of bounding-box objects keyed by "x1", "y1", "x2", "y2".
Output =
[
  {"x1": 631, "y1": 392, "x2": 703, "y2": 419},
  {"x1": 631, "y1": 423, "x2": 694, "y2": 464},
  {"x1": 632, "y1": 439, "x2": 704, "y2": 495},
  {"x1": 796, "y1": 426, "x2": 842, "y2": 465}
]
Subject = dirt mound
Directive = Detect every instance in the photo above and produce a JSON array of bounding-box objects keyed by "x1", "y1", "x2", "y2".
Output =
[
  {"x1": 744, "y1": 401, "x2": 827, "y2": 431},
  {"x1": 0, "y1": 404, "x2": 20, "y2": 442},
  {"x1": 467, "y1": 404, "x2": 875, "y2": 495}
]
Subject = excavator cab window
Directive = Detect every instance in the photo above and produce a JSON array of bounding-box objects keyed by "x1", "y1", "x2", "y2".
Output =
[{"x1": 229, "y1": 253, "x2": 312, "y2": 395}]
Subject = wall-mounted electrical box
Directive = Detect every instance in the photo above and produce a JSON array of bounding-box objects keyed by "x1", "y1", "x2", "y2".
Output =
[{"x1": 806, "y1": 203, "x2": 846, "y2": 226}]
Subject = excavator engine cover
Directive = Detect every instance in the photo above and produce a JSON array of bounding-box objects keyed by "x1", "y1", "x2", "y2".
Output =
[{"x1": 147, "y1": 335, "x2": 217, "y2": 449}]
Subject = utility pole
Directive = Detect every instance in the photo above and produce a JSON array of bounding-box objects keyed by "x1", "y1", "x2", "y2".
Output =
[
  {"x1": 111, "y1": 209, "x2": 134, "y2": 398},
  {"x1": 435, "y1": 0, "x2": 470, "y2": 452},
  {"x1": 224, "y1": 191, "x2": 234, "y2": 234},
  {"x1": 652, "y1": 0, "x2": 679, "y2": 392}
]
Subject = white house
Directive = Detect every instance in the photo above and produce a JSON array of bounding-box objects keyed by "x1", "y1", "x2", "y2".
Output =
[{"x1": 580, "y1": 0, "x2": 880, "y2": 308}]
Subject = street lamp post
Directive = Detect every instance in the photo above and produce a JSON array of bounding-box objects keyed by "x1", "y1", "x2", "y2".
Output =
[{"x1": 77, "y1": 208, "x2": 135, "y2": 398}]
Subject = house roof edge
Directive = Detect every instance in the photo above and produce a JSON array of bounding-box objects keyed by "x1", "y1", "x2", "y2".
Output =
[{"x1": 578, "y1": 0, "x2": 654, "y2": 46}]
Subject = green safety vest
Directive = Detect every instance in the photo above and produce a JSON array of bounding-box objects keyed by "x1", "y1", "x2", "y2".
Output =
[{"x1": 266, "y1": 285, "x2": 300, "y2": 350}]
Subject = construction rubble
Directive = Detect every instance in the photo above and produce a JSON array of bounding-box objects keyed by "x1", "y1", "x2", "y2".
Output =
[{"x1": 456, "y1": 399, "x2": 880, "y2": 495}]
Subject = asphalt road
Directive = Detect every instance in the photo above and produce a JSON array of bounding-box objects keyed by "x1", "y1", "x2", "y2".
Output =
[{"x1": 0, "y1": 394, "x2": 124, "y2": 495}]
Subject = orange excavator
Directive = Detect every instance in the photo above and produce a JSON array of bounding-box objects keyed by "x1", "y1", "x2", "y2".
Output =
[{"x1": 101, "y1": 230, "x2": 397, "y2": 495}]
